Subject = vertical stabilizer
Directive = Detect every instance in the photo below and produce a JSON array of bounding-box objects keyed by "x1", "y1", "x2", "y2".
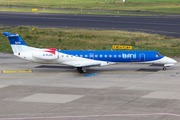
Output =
[{"x1": 3, "y1": 32, "x2": 29, "y2": 55}]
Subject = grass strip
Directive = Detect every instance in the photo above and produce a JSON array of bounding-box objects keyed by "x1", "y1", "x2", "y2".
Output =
[{"x1": 0, "y1": 26, "x2": 180, "y2": 57}]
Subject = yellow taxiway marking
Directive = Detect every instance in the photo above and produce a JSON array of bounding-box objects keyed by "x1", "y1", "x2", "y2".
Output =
[{"x1": 2, "y1": 70, "x2": 33, "y2": 73}]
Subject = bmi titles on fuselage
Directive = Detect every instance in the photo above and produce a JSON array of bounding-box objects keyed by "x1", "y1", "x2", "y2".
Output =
[{"x1": 122, "y1": 53, "x2": 136, "y2": 59}]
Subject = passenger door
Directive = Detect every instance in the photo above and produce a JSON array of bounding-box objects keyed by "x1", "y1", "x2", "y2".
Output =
[
  {"x1": 89, "y1": 53, "x2": 94, "y2": 59},
  {"x1": 139, "y1": 53, "x2": 145, "y2": 62}
]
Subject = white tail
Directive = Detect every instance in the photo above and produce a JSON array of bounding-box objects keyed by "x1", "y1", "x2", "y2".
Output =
[{"x1": 3, "y1": 32, "x2": 39, "y2": 55}]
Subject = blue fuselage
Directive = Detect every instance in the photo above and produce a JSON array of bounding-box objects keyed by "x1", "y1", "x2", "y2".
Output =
[{"x1": 59, "y1": 50, "x2": 163, "y2": 63}]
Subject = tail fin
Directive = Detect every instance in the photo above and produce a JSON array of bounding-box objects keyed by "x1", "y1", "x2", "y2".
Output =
[
  {"x1": 3, "y1": 32, "x2": 27, "y2": 46},
  {"x1": 3, "y1": 32, "x2": 29, "y2": 55}
]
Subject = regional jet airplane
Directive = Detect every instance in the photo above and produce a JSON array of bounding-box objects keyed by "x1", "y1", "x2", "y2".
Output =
[{"x1": 3, "y1": 32, "x2": 177, "y2": 73}]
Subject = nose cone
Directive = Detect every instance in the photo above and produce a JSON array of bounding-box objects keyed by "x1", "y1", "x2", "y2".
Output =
[
  {"x1": 161, "y1": 56, "x2": 177, "y2": 64},
  {"x1": 173, "y1": 59, "x2": 177, "y2": 64}
]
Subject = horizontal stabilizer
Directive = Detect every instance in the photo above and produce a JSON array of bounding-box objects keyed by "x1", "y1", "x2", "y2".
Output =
[{"x1": 3, "y1": 32, "x2": 18, "y2": 37}]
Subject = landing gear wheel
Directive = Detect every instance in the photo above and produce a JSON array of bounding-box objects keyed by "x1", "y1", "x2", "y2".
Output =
[
  {"x1": 77, "y1": 67, "x2": 87, "y2": 73},
  {"x1": 163, "y1": 67, "x2": 166, "y2": 71},
  {"x1": 77, "y1": 67, "x2": 83, "y2": 73}
]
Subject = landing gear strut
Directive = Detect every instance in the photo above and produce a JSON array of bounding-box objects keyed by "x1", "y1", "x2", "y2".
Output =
[
  {"x1": 77, "y1": 67, "x2": 87, "y2": 73},
  {"x1": 163, "y1": 67, "x2": 166, "y2": 71}
]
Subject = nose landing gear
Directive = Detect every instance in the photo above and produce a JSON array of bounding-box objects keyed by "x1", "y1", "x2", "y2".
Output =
[{"x1": 163, "y1": 67, "x2": 166, "y2": 71}]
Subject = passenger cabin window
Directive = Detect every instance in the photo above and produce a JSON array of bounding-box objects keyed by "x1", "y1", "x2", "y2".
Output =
[
  {"x1": 105, "y1": 55, "x2": 107, "y2": 58},
  {"x1": 109, "y1": 55, "x2": 112, "y2": 58},
  {"x1": 85, "y1": 55, "x2": 88, "y2": 57},
  {"x1": 76, "y1": 55, "x2": 78, "y2": 57},
  {"x1": 114, "y1": 55, "x2": 116, "y2": 58},
  {"x1": 95, "y1": 55, "x2": 98, "y2": 58},
  {"x1": 100, "y1": 55, "x2": 102, "y2": 58},
  {"x1": 80, "y1": 55, "x2": 83, "y2": 57},
  {"x1": 119, "y1": 55, "x2": 121, "y2": 58}
]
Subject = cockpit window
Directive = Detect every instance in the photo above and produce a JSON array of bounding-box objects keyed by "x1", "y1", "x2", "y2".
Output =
[{"x1": 156, "y1": 53, "x2": 163, "y2": 57}]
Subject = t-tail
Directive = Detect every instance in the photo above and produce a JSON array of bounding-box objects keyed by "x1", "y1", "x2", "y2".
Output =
[
  {"x1": 3, "y1": 32, "x2": 38, "y2": 55},
  {"x1": 3, "y1": 32, "x2": 58, "y2": 62}
]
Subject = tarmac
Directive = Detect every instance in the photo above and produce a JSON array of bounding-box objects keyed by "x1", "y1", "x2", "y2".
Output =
[{"x1": 0, "y1": 52, "x2": 180, "y2": 120}]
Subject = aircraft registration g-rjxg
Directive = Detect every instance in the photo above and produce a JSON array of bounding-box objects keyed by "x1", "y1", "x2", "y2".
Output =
[{"x1": 3, "y1": 32, "x2": 177, "y2": 73}]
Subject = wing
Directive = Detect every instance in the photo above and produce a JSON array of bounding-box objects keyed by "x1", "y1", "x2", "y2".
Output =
[{"x1": 62, "y1": 60, "x2": 101, "y2": 67}]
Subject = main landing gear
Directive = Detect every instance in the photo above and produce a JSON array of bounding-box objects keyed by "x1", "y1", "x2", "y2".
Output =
[{"x1": 77, "y1": 67, "x2": 87, "y2": 73}]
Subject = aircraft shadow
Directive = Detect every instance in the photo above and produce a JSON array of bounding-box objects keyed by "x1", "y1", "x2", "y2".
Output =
[
  {"x1": 35, "y1": 65, "x2": 161, "y2": 73},
  {"x1": 87, "y1": 68, "x2": 160, "y2": 72},
  {"x1": 136, "y1": 68, "x2": 160, "y2": 72},
  {"x1": 35, "y1": 65, "x2": 75, "y2": 69}
]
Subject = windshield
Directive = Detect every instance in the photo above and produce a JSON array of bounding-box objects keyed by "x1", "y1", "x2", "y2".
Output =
[{"x1": 156, "y1": 53, "x2": 163, "y2": 57}]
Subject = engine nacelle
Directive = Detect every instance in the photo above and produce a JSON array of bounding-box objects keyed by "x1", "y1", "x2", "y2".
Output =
[{"x1": 32, "y1": 51, "x2": 59, "y2": 60}]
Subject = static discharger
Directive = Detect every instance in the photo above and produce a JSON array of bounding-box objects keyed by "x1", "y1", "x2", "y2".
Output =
[
  {"x1": 32, "y1": 9, "x2": 37, "y2": 11},
  {"x1": 113, "y1": 45, "x2": 132, "y2": 50},
  {"x1": 2, "y1": 70, "x2": 33, "y2": 73}
]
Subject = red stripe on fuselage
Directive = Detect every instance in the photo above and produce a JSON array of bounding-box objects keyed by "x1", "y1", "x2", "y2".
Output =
[
  {"x1": 45, "y1": 50, "x2": 56, "y2": 55},
  {"x1": 44, "y1": 49, "x2": 56, "y2": 55}
]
